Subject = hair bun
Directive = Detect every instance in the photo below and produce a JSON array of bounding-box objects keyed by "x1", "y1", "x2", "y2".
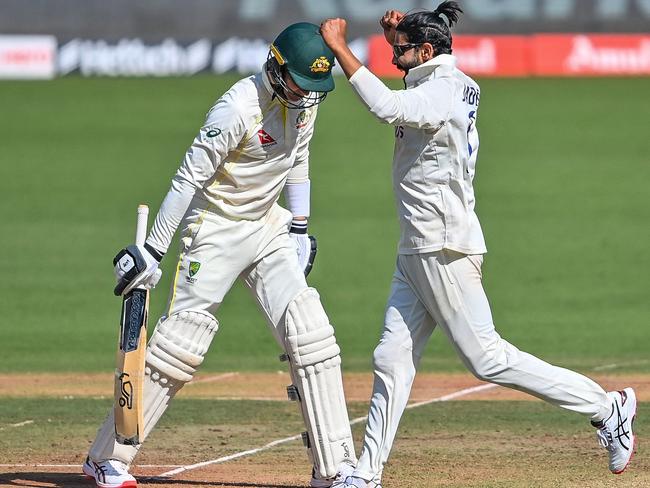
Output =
[{"x1": 433, "y1": 1, "x2": 463, "y2": 27}]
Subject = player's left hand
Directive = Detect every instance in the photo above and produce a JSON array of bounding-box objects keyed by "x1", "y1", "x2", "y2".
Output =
[
  {"x1": 380, "y1": 10, "x2": 404, "y2": 45},
  {"x1": 319, "y1": 18, "x2": 348, "y2": 52},
  {"x1": 289, "y1": 221, "x2": 317, "y2": 277}
]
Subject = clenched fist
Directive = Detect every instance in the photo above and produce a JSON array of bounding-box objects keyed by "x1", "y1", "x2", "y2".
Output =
[
  {"x1": 319, "y1": 18, "x2": 348, "y2": 52},
  {"x1": 379, "y1": 10, "x2": 404, "y2": 45}
]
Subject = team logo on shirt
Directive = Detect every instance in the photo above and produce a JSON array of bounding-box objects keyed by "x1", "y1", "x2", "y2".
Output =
[
  {"x1": 257, "y1": 129, "x2": 277, "y2": 147},
  {"x1": 295, "y1": 110, "x2": 310, "y2": 129},
  {"x1": 189, "y1": 261, "x2": 201, "y2": 276},
  {"x1": 310, "y1": 56, "x2": 331, "y2": 73},
  {"x1": 186, "y1": 261, "x2": 201, "y2": 284}
]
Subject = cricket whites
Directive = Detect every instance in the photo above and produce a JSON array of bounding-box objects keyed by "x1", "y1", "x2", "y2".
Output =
[{"x1": 114, "y1": 204, "x2": 150, "y2": 445}]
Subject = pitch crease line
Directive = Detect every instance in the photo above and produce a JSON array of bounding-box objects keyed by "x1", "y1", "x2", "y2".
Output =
[
  {"x1": 593, "y1": 359, "x2": 650, "y2": 371},
  {"x1": 0, "y1": 419, "x2": 34, "y2": 431},
  {"x1": 188, "y1": 372, "x2": 238, "y2": 385},
  {"x1": 0, "y1": 464, "x2": 183, "y2": 468},
  {"x1": 10, "y1": 420, "x2": 34, "y2": 427},
  {"x1": 156, "y1": 382, "x2": 497, "y2": 478}
]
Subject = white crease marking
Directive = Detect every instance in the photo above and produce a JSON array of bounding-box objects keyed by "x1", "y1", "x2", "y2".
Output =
[
  {"x1": 156, "y1": 382, "x2": 498, "y2": 478},
  {"x1": 0, "y1": 463, "x2": 182, "y2": 468},
  {"x1": 0, "y1": 419, "x2": 34, "y2": 431},
  {"x1": 187, "y1": 372, "x2": 238, "y2": 385},
  {"x1": 593, "y1": 359, "x2": 649, "y2": 371}
]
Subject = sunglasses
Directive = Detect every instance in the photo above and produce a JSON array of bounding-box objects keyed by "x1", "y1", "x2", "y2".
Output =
[{"x1": 392, "y1": 43, "x2": 421, "y2": 58}]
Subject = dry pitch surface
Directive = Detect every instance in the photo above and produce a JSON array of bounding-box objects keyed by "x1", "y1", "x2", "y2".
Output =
[{"x1": 0, "y1": 372, "x2": 648, "y2": 488}]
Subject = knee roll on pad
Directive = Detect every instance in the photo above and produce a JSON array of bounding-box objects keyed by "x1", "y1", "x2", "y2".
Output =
[
  {"x1": 141, "y1": 309, "x2": 218, "y2": 440},
  {"x1": 146, "y1": 309, "x2": 219, "y2": 383},
  {"x1": 285, "y1": 288, "x2": 356, "y2": 478},
  {"x1": 88, "y1": 309, "x2": 218, "y2": 465}
]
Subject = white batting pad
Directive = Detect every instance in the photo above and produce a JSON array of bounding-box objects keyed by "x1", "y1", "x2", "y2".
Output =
[
  {"x1": 89, "y1": 309, "x2": 218, "y2": 464},
  {"x1": 146, "y1": 310, "x2": 218, "y2": 382},
  {"x1": 285, "y1": 288, "x2": 356, "y2": 478}
]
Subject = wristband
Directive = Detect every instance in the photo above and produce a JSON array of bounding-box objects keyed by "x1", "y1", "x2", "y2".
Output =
[
  {"x1": 289, "y1": 220, "x2": 308, "y2": 235},
  {"x1": 144, "y1": 242, "x2": 165, "y2": 262}
]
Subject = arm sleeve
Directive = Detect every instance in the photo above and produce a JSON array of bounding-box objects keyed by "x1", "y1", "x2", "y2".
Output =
[
  {"x1": 284, "y1": 108, "x2": 316, "y2": 217},
  {"x1": 145, "y1": 95, "x2": 247, "y2": 254},
  {"x1": 145, "y1": 175, "x2": 196, "y2": 254},
  {"x1": 175, "y1": 96, "x2": 246, "y2": 188},
  {"x1": 287, "y1": 107, "x2": 316, "y2": 184},
  {"x1": 348, "y1": 66, "x2": 453, "y2": 129},
  {"x1": 284, "y1": 180, "x2": 310, "y2": 218}
]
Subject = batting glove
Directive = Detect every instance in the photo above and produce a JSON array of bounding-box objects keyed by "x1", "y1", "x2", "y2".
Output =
[
  {"x1": 113, "y1": 243, "x2": 163, "y2": 296},
  {"x1": 289, "y1": 220, "x2": 317, "y2": 277}
]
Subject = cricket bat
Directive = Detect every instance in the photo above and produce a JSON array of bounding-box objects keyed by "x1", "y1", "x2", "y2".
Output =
[{"x1": 114, "y1": 204, "x2": 150, "y2": 445}]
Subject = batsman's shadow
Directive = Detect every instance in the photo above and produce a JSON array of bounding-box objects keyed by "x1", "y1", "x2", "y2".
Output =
[
  {"x1": 143, "y1": 476, "x2": 304, "y2": 488},
  {"x1": 0, "y1": 472, "x2": 304, "y2": 488}
]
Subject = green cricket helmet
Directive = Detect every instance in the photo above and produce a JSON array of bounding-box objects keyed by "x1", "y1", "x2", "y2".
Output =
[{"x1": 267, "y1": 22, "x2": 335, "y2": 108}]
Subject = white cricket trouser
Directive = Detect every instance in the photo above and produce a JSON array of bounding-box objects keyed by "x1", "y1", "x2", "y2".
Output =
[
  {"x1": 91, "y1": 202, "x2": 308, "y2": 462},
  {"x1": 167, "y1": 201, "x2": 307, "y2": 334},
  {"x1": 353, "y1": 249, "x2": 610, "y2": 482}
]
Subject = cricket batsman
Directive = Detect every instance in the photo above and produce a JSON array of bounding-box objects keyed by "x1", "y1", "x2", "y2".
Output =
[
  {"x1": 320, "y1": 3, "x2": 637, "y2": 487},
  {"x1": 83, "y1": 22, "x2": 356, "y2": 488}
]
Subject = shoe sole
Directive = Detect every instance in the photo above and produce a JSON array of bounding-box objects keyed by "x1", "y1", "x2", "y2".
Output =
[
  {"x1": 83, "y1": 463, "x2": 138, "y2": 488},
  {"x1": 84, "y1": 476, "x2": 137, "y2": 488},
  {"x1": 612, "y1": 388, "x2": 637, "y2": 475},
  {"x1": 310, "y1": 479, "x2": 334, "y2": 488}
]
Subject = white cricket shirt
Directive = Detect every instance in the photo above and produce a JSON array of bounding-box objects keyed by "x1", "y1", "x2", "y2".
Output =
[
  {"x1": 147, "y1": 67, "x2": 318, "y2": 253},
  {"x1": 349, "y1": 54, "x2": 487, "y2": 255}
]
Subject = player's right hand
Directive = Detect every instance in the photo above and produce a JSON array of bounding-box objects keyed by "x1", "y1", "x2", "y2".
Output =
[
  {"x1": 290, "y1": 232, "x2": 317, "y2": 277},
  {"x1": 289, "y1": 220, "x2": 317, "y2": 277},
  {"x1": 319, "y1": 18, "x2": 348, "y2": 52},
  {"x1": 113, "y1": 244, "x2": 163, "y2": 296}
]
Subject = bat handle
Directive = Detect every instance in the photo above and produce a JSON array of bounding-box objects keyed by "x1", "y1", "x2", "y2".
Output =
[{"x1": 135, "y1": 204, "x2": 149, "y2": 247}]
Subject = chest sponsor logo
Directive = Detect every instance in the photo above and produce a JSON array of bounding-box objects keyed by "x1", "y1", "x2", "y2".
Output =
[{"x1": 257, "y1": 129, "x2": 277, "y2": 147}]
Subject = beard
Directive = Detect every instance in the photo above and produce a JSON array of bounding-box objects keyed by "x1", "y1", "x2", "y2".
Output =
[{"x1": 396, "y1": 57, "x2": 420, "y2": 74}]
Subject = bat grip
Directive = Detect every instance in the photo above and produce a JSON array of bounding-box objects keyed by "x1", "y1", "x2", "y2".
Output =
[{"x1": 135, "y1": 205, "x2": 149, "y2": 247}]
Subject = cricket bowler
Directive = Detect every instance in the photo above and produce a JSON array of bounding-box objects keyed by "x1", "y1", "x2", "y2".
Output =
[
  {"x1": 320, "y1": 3, "x2": 637, "y2": 487},
  {"x1": 83, "y1": 22, "x2": 356, "y2": 488}
]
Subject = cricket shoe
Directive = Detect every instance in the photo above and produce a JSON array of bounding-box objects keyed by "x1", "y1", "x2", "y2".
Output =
[
  {"x1": 591, "y1": 388, "x2": 637, "y2": 474},
  {"x1": 338, "y1": 476, "x2": 382, "y2": 488},
  {"x1": 83, "y1": 456, "x2": 137, "y2": 488},
  {"x1": 310, "y1": 462, "x2": 355, "y2": 488}
]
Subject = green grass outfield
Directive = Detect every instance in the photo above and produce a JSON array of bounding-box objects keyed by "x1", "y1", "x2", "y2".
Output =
[{"x1": 0, "y1": 76, "x2": 648, "y2": 373}]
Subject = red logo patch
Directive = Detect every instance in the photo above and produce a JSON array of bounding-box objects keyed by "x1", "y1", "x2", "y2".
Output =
[{"x1": 257, "y1": 129, "x2": 276, "y2": 146}]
